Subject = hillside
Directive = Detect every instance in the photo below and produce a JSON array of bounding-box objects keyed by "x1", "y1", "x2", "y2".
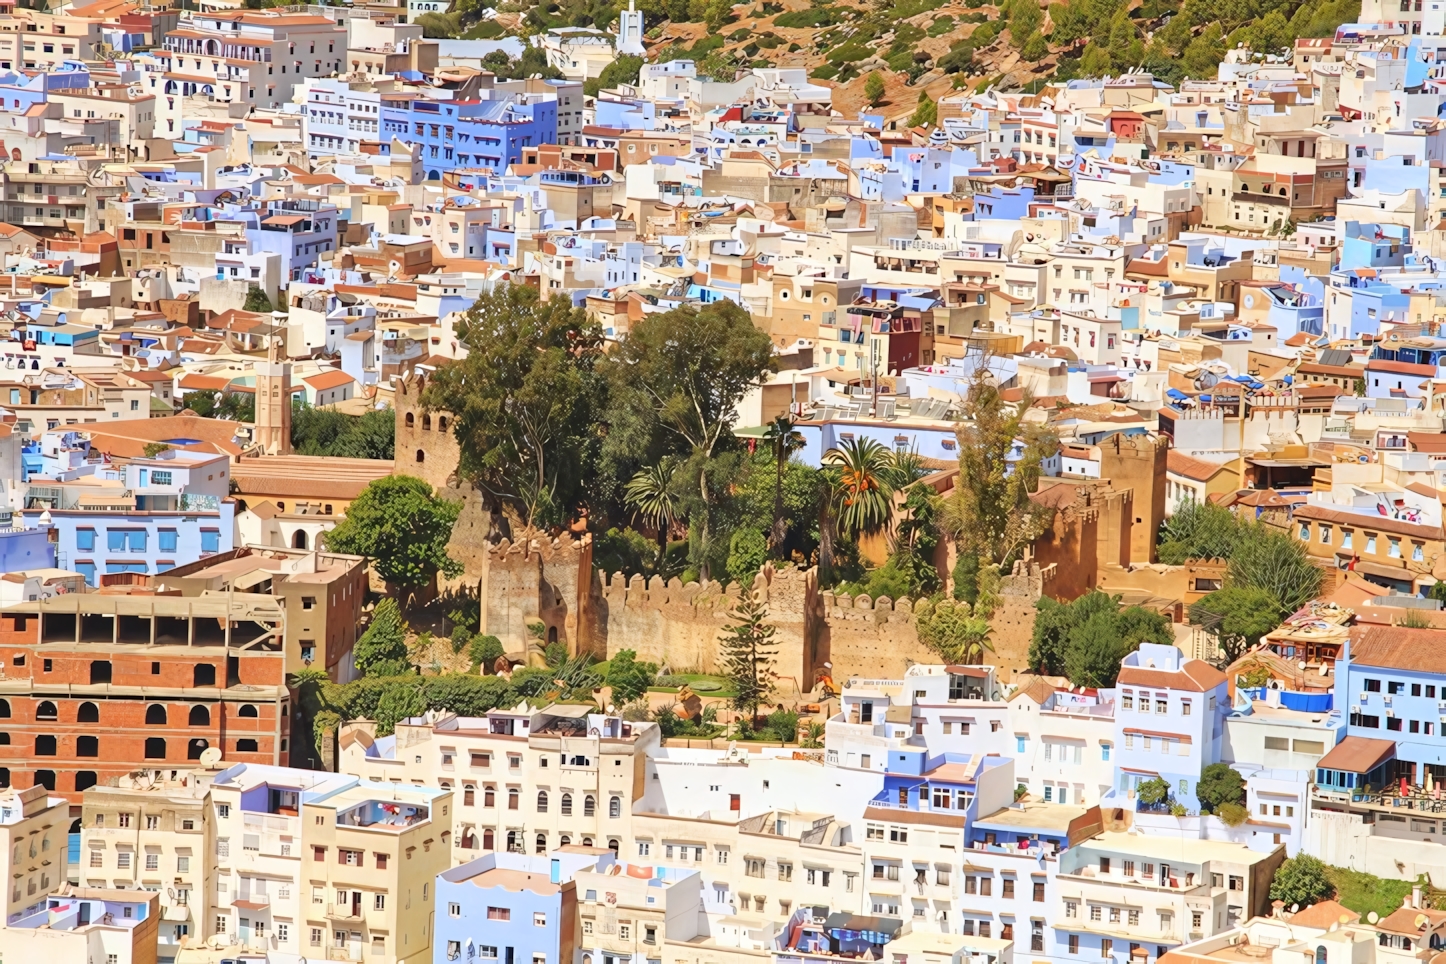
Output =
[{"x1": 425, "y1": 0, "x2": 1364, "y2": 124}]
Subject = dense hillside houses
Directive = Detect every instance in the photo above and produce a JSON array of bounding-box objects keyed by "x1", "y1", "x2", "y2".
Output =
[{"x1": 0, "y1": 1, "x2": 1442, "y2": 964}]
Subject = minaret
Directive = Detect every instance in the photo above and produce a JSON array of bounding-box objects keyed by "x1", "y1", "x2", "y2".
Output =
[
  {"x1": 616, "y1": 0, "x2": 644, "y2": 57},
  {"x1": 254, "y1": 337, "x2": 292, "y2": 456}
]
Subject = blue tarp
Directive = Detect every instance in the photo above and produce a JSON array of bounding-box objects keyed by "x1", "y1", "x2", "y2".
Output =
[{"x1": 1166, "y1": 388, "x2": 1189, "y2": 401}]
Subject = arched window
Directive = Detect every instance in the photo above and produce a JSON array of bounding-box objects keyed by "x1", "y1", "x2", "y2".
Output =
[
  {"x1": 35, "y1": 700, "x2": 57, "y2": 720},
  {"x1": 608, "y1": 838, "x2": 620, "y2": 856},
  {"x1": 293, "y1": 530, "x2": 308, "y2": 550},
  {"x1": 34, "y1": 735, "x2": 56, "y2": 755},
  {"x1": 76, "y1": 736, "x2": 98, "y2": 757},
  {"x1": 463, "y1": 786, "x2": 475, "y2": 806},
  {"x1": 89, "y1": 660, "x2": 111, "y2": 684},
  {"x1": 422, "y1": 414, "x2": 432, "y2": 431},
  {"x1": 77, "y1": 702, "x2": 98, "y2": 723},
  {"x1": 0, "y1": 699, "x2": 10, "y2": 719},
  {"x1": 0, "y1": 768, "x2": 9, "y2": 788},
  {"x1": 561, "y1": 793, "x2": 573, "y2": 816},
  {"x1": 535, "y1": 833, "x2": 546, "y2": 854},
  {"x1": 439, "y1": 416, "x2": 448, "y2": 431},
  {"x1": 507, "y1": 788, "x2": 518, "y2": 810},
  {"x1": 189, "y1": 705, "x2": 211, "y2": 726},
  {"x1": 482, "y1": 829, "x2": 495, "y2": 850},
  {"x1": 74, "y1": 771, "x2": 96, "y2": 792},
  {"x1": 405, "y1": 412, "x2": 415, "y2": 428},
  {"x1": 609, "y1": 796, "x2": 621, "y2": 818},
  {"x1": 144, "y1": 737, "x2": 166, "y2": 759},
  {"x1": 187, "y1": 739, "x2": 208, "y2": 760},
  {"x1": 537, "y1": 791, "x2": 549, "y2": 813},
  {"x1": 547, "y1": 626, "x2": 558, "y2": 644},
  {"x1": 238, "y1": 704, "x2": 259, "y2": 718},
  {"x1": 0, "y1": 733, "x2": 9, "y2": 745},
  {"x1": 416, "y1": 449, "x2": 425, "y2": 463},
  {"x1": 236, "y1": 738, "x2": 259, "y2": 752},
  {"x1": 194, "y1": 664, "x2": 216, "y2": 687},
  {"x1": 582, "y1": 836, "x2": 593, "y2": 846},
  {"x1": 33, "y1": 770, "x2": 54, "y2": 791},
  {"x1": 145, "y1": 704, "x2": 167, "y2": 725},
  {"x1": 1316, "y1": 948, "x2": 1327, "y2": 964},
  {"x1": 584, "y1": 795, "x2": 595, "y2": 817},
  {"x1": 560, "y1": 835, "x2": 571, "y2": 846},
  {"x1": 484, "y1": 786, "x2": 495, "y2": 807}
]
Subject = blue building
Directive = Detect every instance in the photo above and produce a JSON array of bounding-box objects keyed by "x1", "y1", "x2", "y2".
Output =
[
  {"x1": 1335, "y1": 625, "x2": 1446, "y2": 786},
  {"x1": 19, "y1": 438, "x2": 235, "y2": 585},
  {"x1": 380, "y1": 93, "x2": 557, "y2": 181},
  {"x1": 435, "y1": 851, "x2": 604, "y2": 964},
  {"x1": 244, "y1": 198, "x2": 339, "y2": 284},
  {"x1": 0, "y1": 525, "x2": 55, "y2": 574}
]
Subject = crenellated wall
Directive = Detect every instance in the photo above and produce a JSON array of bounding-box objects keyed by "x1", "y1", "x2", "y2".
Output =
[
  {"x1": 481, "y1": 533, "x2": 596, "y2": 660},
  {"x1": 481, "y1": 537, "x2": 1051, "y2": 683}
]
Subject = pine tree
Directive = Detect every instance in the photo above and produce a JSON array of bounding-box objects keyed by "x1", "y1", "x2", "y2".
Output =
[{"x1": 718, "y1": 591, "x2": 779, "y2": 719}]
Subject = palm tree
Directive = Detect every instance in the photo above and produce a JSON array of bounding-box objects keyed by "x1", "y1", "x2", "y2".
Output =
[
  {"x1": 762, "y1": 414, "x2": 805, "y2": 558},
  {"x1": 823, "y1": 437, "x2": 895, "y2": 544},
  {"x1": 624, "y1": 458, "x2": 680, "y2": 572}
]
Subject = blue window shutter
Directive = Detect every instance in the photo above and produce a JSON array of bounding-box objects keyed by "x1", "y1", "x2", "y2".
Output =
[{"x1": 107, "y1": 529, "x2": 125, "y2": 551}]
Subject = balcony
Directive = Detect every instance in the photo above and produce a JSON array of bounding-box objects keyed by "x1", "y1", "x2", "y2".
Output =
[{"x1": 325, "y1": 903, "x2": 365, "y2": 922}]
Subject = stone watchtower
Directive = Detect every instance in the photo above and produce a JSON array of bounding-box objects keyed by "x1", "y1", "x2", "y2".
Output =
[{"x1": 254, "y1": 338, "x2": 292, "y2": 455}]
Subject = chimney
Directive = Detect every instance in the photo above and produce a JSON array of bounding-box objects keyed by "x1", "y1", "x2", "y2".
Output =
[{"x1": 1413, "y1": 885, "x2": 1422, "y2": 909}]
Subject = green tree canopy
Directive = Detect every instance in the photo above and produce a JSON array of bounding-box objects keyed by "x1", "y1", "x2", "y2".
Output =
[
  {"x1": 469, "y1": 634, "x2": 505, "y2": 673},
  {"x1": 606, "y1": 649, "x2": 659, "y2": 704},
  {"x1": 1029, "y1": 591, "x2": 1172, "y2": 686},
  {"x1": 323, "y1": 475, "x2": 462, "y2": 589},
  {"x1": 1197, "y1": 762, "x2": 1247, "y2": 813},
  {"x1": 1157, "y1": 500, "x2": 1247, "y2": 564},
  {"x1": 423, "y1": 283, "x2": 605, "y2": 528},
  {"x1": 1269, "y1": 854, "x2": 1334, "y2": 909},
  {"x1": 1229, "y1": 528, "x2": 1323, "y2": 616},
  {"x1": 243, "y1": 286, "x2": 273, "y2": 313},
  {"x1": 600, "y1": 300, "x2": 774, "y2": 579},
  {"x1": 944, "y1": 369, "x2": 1057, "y2": 568},
  {"x1": 865, "y1": 70, "x2": 885, "y2": 105},
  {"x1": 585, "y1": 54, "x2": 644, "y2": 96},
  {"x1": 916, "y1": 599, "x2": 994, "y2": 664},
  {"x1": 354, "y1": 598, "x2": 410, "y2": 677},
  {"x1": 1190, "y1": 586, "x2": 1282, "y2": 664},
  {"x1": 291, "y1": 405, "x2": 395, "y2": 460}
]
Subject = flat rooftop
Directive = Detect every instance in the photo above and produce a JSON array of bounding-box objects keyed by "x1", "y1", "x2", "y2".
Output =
[
  {"x1": 1075, "y1": 830, "x2": 1276, "y2": 865},
  {"x1": 975, "y1": 800, "x2": 1088, "y2": 833}
]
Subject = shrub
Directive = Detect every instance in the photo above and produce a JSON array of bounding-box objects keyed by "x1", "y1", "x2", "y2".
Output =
[
  {"x1": 1197, "y1": 763, "x2": 1246, "y2": 812},
  {"x1": 469, "y1": 634, "x2": 505, "y2": 673},
  {"x1": 1269, "y1": 854, "x2": 1333, "y2": 909},
  {"x1": 764, "y1": 708, "x2": 799, "y2": 742},
  {"x1": 1216, "y1": 802, "x2": 1249, "y2": 827}
]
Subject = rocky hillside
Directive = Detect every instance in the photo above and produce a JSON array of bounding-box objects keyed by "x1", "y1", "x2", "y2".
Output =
[{"x1": 445, "y1": 0, "x2": 1363, "y2": 122}]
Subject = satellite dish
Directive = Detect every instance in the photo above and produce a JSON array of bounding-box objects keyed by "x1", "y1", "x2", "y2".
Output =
[
  {"x1": 1291, "y1": 904, "x2": 1299, "y2": 913},
  {"x1": 167, "y1": 887, "x2": 175, "y2": 900},
  {"x1": 199, "y1": 747, "x2": 224, "y2": 767},
  {"x1": 1369, "y1": 912, "x2": 1380, "y2": 924},
  {"x1": 1416, "y1": 914, "x2": 1429, "y2": 930},
  {"x1": 1340, "y1": 914, "x2": 1353, "y2": 924}
]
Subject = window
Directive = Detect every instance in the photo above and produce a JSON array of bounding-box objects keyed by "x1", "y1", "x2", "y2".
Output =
[{"x1": 487, "y1": 907, "x2": 511, "y2": 921}]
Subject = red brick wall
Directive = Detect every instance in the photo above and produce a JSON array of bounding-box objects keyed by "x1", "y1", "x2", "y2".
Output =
[{"x1": 0, "y1": 614, "x2": 290, "y2": 801}]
